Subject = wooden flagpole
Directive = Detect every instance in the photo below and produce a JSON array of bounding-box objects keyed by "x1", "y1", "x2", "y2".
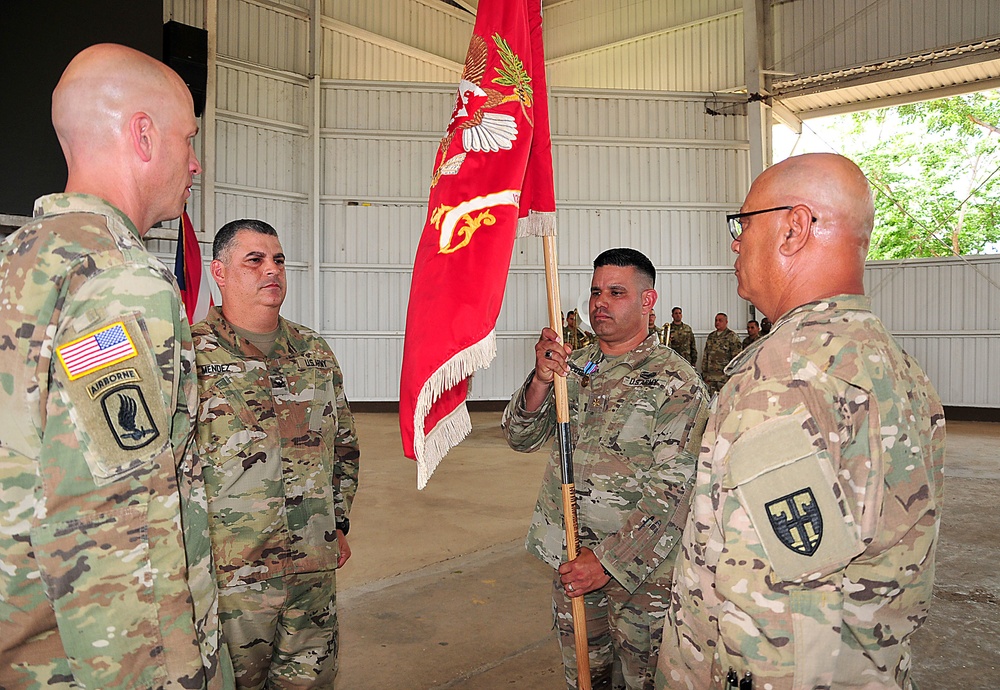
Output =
[{"x1": 542, "y1": 235, "x2": 591, "y2": 690}]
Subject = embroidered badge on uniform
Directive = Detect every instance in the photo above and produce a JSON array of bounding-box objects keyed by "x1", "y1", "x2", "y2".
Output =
[
  {"x1": 100, "y1": 384, "x2": 160, "y2": 450},
  {"x1": 765, "y1": 488, "x2": 823, "y2": 556},
  {"x1": 57, "y1": 322, "x2": 138, "y2": 380}
]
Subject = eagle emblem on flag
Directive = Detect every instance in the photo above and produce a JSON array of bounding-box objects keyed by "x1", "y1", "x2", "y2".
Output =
[{"x1": 432, "y1": 33, "x2": 534, "y2": 188}]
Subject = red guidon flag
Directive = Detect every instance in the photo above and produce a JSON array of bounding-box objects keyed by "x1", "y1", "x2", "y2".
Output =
[
  {"x1": 174, "y1": 207, "x2": 214, "y2": 324},
  {"x1": 400, "y1": 0, "x2": 556, "y2": 488}
]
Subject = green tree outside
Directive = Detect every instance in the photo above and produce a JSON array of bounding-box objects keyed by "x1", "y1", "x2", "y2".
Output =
[{"x1": 784, "y1": 91, "x2": 1000, "y2": 259}]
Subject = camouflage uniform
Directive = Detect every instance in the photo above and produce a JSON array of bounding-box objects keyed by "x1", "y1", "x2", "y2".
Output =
[
  {"x1": 655, "y1": 295, "x2": 946, "y2": 690},
  {"x1": 740, "y1": 333, "x2": 759, "y2": 350},
  {"x1": 665, "y1": 322, "x2": 697, "y2": 368},
  {"x1": 564, "y1": 325, "x2": 592, "y2": 351},
  {"x1": 502, "y1": 334, "x2": 709, "y2": 690},
  {"x1": 0, "y1": 194, "x2": 232, "y2": 690},
  {"x1": 700, "y1": 328, "x2": 741, "y2": 396},
  {"x1": 193, "y1": 307, "x2": 360, "y2": 690}
]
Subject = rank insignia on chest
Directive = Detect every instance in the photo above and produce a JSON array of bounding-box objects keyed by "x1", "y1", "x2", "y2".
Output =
[
  {"x1": 269, "y1": 374, "x2": 289, "y2": 395},
  {"x1": 587, "y1": 393, "x2": 608, "y2": 413},
  {"x1": 765, "y1": 488, "x2": 823, "y2": 556}
]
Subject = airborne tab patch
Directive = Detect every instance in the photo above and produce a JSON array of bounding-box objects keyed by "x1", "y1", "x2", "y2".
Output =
[
  {"x1": 101, "y1": 384, "x2": 160, "y2": 450},
  {"x1": 766, "y1": 488, "x2": 823, "y2": 556},
  {"x1": 86, "y1": 368, "x2": 141, "y2": 399},
  {"x1": 57, "y1": 322, "x2": 137, "y2": 380}
]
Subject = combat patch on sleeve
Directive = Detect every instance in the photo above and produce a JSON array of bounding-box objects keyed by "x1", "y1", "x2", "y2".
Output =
[
  {"x1": 765, "y1": 488, "x2": 822, "y2": 556},
  {"x1": 100, "y1": 384, "x2": 160, "y2": 450},
  {"x1": 725, "y1": 412, "x2": 863, "y2": 581}
]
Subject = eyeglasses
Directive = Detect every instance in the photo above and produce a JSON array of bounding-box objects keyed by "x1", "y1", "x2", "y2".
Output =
[{"x1": 726, "y1": 205, "x2": 816, "y2": 240}]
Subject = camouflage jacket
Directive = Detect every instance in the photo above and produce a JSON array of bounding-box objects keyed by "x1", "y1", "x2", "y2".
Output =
[
  {"x1": 193, "y1": 308, "x2": 360, "y2": 587},
  {"x1": 701, "y1": 328, "x2": 741, "y2": 381},
  {"x1": 502, "y1": 334, "x2": 709, "y2": 594},
  {"x1": 0, "y1": 194, "x2": 232, "y2": 690},
  {"x1": 563, "y1": 325, "x2": 592, "y2": 351},
  {"x1": 666, "y1": 321, "x2": 697, "y2": 367},
  {"x1": 657, "y1": 295, "x2": 946, "y2": 690},
  {"x1": 741, "y1": 333, "x2": 759, "y2": 349}
]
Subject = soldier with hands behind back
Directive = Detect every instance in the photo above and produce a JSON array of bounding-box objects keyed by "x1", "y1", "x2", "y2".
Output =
[
  {"x1": 194, "y1": 219, "x2": 360, "y2": 689},
  {"x1": 0, "y1": 44, "x2": 232, "y2": 690}
]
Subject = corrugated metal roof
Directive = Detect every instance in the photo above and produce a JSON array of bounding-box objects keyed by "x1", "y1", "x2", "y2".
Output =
[{"x1": 774, "y1": 40, "x2": 1000, "y2": 116}]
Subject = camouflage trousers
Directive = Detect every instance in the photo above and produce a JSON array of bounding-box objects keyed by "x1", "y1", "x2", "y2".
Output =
[
  {"x1": 551, "y1": 572, "x2": 669, "y2": 690},
  {"x1": 702, "y1": 375, "x2": 728, "y2": 396},
  {"x1": 219, "y1": 571, "x2": 338, "y2": 690}
]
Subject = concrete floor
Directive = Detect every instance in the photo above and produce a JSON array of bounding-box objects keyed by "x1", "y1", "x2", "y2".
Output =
[{"x1": 337, "y1": 412, "x2": 999, "y2": 689}]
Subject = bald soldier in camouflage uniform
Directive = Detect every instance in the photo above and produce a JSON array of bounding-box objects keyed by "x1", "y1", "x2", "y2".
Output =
[
  {"x1": 656, "y1": 153, "x2": 946, "y2": 690},
  {"x1": 0, "y1": 45, "x2": 232, "y2": 689},
  {"x1": 700, "y1": 313, "x2": 741, "y2": 396},
  {"x1": 503, "y1": 248, "x2": 709, "y2": 690},
  {"x1": 194, "y1": 219, "x2": 360, "y2": 689},
  {"x1": 665, "y1": 307, "x2": 697, "y2": 367}
]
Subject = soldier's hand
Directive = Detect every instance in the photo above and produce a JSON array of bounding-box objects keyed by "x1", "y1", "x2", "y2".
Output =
[
  {"x1": 558, "y1": 547, "x2": 611, "y2": 598},
  {"x1": 533, "y1": 328, "x2": 571, "y2": 384},
  {"x1": 337, "y1": 530, "x2": 351, "y2": 568}
]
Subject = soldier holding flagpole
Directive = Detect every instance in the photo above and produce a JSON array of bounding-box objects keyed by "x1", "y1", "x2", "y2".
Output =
[{"x1": 503, "y1": 248, "x2": 709, "y2": 690}]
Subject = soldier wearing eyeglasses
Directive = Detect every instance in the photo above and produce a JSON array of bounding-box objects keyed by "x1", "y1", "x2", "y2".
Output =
[{"x1": 656, "y1": 153, "x2": 945, "y2": 690}]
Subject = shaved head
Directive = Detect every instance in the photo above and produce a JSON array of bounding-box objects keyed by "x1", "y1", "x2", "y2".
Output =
[
  {"x1": 53, "y1": 45, "x2": 186, "y2": 153},
  {"x1": 755, "y1": 152, "x2": 874, "y2": 256},
  {"x1": 732, "y1": 153, "x2": 874, "y2": 320},
  {"x1": 51, "y1": 44, "x2": 201, "y2": 235}
]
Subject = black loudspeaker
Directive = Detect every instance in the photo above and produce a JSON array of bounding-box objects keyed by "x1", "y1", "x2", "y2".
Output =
[{"x1": 163, "y1": 21, "x2": 208, "y2": 117}]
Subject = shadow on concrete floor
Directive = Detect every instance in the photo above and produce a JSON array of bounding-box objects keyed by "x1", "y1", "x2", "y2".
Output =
[{"x1": 337, "y1": 414, "x2": 998, "y2": 689}]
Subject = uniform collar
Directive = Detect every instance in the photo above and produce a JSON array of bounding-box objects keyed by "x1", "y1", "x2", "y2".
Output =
[
  {"x1": 725, "y1": 294, "x2": 873, "y2": 374},
  {"x1": 772, "y1": 294, "x2": 872, "y2": 331},
  {"x1": 34, "y1": 193, "x2": 143, "y2": 241},
  {"x1": 597, "y1": 331, "x2": 662, "y2": 373},
  {"x1": 204, "y1": 306, "x2": 301, "y2": 359}
]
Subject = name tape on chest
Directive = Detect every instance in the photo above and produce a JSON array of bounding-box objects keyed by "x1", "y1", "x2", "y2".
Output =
[{"x1": 199, "y1": 363, "x2": 245, "y2": 376}]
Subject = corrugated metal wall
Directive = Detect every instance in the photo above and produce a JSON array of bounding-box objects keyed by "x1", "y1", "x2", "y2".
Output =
[
  {"x1": 866, "y1": 256, "x2": 1000, "y2": 408},
  {"x1": 771, "y1": 0, "x2": 1000, "y2": 77},
  {"x1": 154, "y1": 0, "x2": 1000, "y2": 408},
  {"x1": 544, "y1": 1, "x2": 744, "y2": 92},
  {"x1": 322, "y1": 82, "x2": 750, "y2": 401}
]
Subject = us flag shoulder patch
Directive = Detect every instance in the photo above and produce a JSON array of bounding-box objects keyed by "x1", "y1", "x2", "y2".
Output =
[{"x1": 57, "y1": 322, "x2": 138, "y2": 380}]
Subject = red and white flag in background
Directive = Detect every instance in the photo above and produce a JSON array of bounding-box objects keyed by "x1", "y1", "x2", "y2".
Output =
[
  {"x1": 399, "y1": 0, "x2": 556, "y2": 488},
  {"x1": 173, "y1": 207, "x2": 214, "y2": 325}
]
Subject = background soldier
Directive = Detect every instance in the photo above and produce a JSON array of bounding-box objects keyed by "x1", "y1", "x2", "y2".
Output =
[
  {"x1": 563, "y1": 309, "x2": 591, "y2": 350},
  {"x1": 665, "y1": 306, "x2": 697, "y2": 367},
  {"x1": 503, "y1": 248, "x2": 709, "y2": 690},
  {"x1": 701, "y1": 312, "x2": 742, "y2": 395},
  {"x1": 647, "y1": 309, "x2": 664, "y2": 343},
  {"x1": 742, "y1": 319, "x2": 761, "y2": 349},
  {"x1": 656, "y1": 153, "x2": 945, "y2": 689},
  {"x1": 0, "y1": 44, "x2": 231, "y2": 689},
  {"x1": 194, "y1": 219, "x2": 360, "y2": 689}
]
